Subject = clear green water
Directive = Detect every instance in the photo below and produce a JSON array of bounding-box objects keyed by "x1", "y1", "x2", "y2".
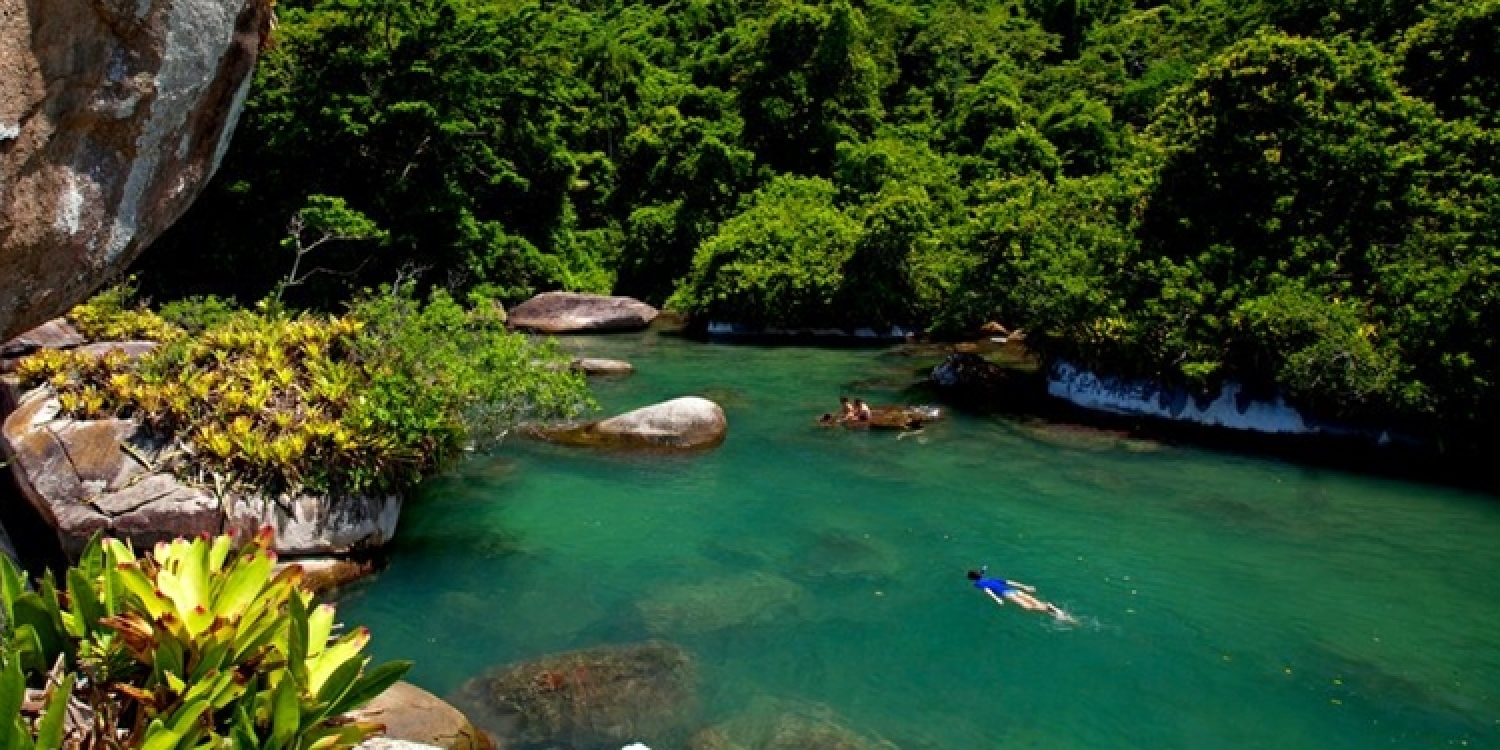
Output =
[{"x1": 337, "y1": 333, "x2": 1500, "y2": 750}]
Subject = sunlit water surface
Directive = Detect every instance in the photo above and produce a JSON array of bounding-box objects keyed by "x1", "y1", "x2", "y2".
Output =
[{"x1": 338, "y1": 333, "x2": 1500, "y2": 750}]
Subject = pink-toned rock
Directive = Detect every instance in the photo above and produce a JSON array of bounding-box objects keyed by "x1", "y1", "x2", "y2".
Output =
[
  {"x1": 0, "y1": 0, "x2": 274, "y2": 340},
  {"x1": 507, "y1": 292, "x2": 657, "y2": 334}
]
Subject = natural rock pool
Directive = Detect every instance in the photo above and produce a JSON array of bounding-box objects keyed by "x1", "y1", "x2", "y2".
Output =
[{"x1": 337, "y1": 332, "x2": 1500, "y2": 750}]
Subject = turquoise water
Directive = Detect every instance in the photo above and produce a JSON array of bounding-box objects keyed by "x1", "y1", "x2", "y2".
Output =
[{"x1": 337, "y1": 333, "x2": 1500, "y2": 749}]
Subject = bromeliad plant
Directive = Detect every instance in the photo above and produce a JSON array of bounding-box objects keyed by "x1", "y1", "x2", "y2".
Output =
[
  {"x1": 0, "y1": 530, "x2": 411, "y2": 749},
  {"x1": 16, "y1": 285, "x2": 592, "y2": 498}
]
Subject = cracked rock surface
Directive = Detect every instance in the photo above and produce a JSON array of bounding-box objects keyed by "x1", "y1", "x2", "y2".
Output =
[{"x1": 1, "y1": 386, "x2": 401, "y2": 558}]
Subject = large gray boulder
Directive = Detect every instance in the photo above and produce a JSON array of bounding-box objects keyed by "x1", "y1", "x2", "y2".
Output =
[
  {"x1": 539, "y1": 397, "x2": 727, "y2": 451},
  {"x1": 1, "y1": 387, "x2": 401, "y2": 558},
  {"x1": 0, "y1": 0, "x2": 273, "y2": 340},
  {"x1": 508, "y1": 292, "x2": 658, "y2": 334}
]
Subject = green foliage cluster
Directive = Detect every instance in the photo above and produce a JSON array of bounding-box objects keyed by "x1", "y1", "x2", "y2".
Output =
[
  {"x1": 19, "y1": 289, "x2": 591, "y2": 497},
  {"x1": 0, "y1": 530, "x2": 408, "y2": 749},
  {"x1": 136, "y1": 0, "x2": 1500, "y2": 445}
]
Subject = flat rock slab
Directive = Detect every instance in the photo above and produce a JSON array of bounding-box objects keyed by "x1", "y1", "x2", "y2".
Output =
[
  {"x1": 538, "y1": 397, "x2": 727, "y2": 451},
  {"x1": 352, "y1": 682, "x2": 492, "y2": 750},
  {"x1": 508, "y1": 292, "x2": 657, "y2": 334}
]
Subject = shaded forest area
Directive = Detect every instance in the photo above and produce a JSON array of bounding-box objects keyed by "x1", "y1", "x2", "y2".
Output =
[{"x1": 137, "y1": 0, "x2": 1499, "y2": 447}]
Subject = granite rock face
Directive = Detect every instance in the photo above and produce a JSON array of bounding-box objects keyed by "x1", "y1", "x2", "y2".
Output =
[
  {"x1": 1, "y1": 387, "x2": 401, "y2": 558},
  {"x1": 507, "y1": 292, "x2": 658, "y2": 334},
  {"x1": 0, "y1": 0, "x2": 273, "y2": 340}
]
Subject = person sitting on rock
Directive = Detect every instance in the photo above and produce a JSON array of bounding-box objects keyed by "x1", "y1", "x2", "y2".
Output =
[
  {"x1": 838, "y1": 397, "x2": 856, "y2": 422},
  {"x1": 967, "y1": 567, "x2": 1075, "y2": 623},
  {"x1": 853, "y1": 398, "x2": 872, "y2": 422}
]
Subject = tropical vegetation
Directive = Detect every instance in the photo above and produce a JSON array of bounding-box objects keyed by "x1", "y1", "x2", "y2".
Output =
[
  {"x1": 1, "y1": 530, "x2": 409, "y2": 749},
  {"x1": 131, "y1": 0, "x2": 1498, "y2": 447},
  {"x1": 18, "y1": 285, "x2": 592, "y2": 497}
]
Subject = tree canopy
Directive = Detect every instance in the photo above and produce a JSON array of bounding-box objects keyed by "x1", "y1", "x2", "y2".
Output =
[{"x1": 135, "y1": 0, "x2": 1500, "y2": 448}]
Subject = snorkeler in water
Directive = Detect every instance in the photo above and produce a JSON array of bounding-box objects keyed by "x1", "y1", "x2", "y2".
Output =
[{"x1": 968, "y1": 567, "x2": 1075, "y2": 623}]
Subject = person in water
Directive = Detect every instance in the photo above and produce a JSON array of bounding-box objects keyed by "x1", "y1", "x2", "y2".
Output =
[{"x1": 968, "y1": 568, "x2": 1074, "y2": 622}]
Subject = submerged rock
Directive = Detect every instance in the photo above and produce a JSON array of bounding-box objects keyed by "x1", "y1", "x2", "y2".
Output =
[
  {"x1": 689, "y1": 698, "x2": 898, "y2": 750},
  {"x1": 352, "y1": 681, "x2": 492, "y2": 750},
  {"x1": 508, "y1": 292, "x2": 658, "y2": 334},
  {"x1": 638, "y1": 572, "x2": 808, "y2": 635},
  {"x1": 451, "y1": 641, "x2": 698, "y2": 750},
  {"x1": 538, "y1": 397, "x2": 727, "y2": 451},
  {"x1": 0, "y1": 0, "x2": 274, "y2": 339}
]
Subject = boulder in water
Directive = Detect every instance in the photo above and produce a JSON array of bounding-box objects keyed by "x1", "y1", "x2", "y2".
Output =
[
  {"x1": 351, "y1": 681, "x2": 492, "y2": 750},
  {"x1": 572, "y1": 358, "x2": 635, "y2": 376},
  {"x1": 538, "y1": 397, "x2": 727, "y2": 451},
  {"x1": 450, "y1": 641, "x2": 698, "y2": 750},
  {"x1": 508, "y1": 292, "x2": 658, "y2": 334}
]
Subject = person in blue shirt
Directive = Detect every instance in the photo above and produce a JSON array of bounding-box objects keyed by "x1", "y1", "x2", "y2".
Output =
[{"x1": 968, "y1": 567, "x2": 1075, "y2": 623}]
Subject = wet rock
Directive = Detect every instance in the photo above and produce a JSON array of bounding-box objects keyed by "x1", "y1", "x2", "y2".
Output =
[
  {"x1": 283, "y1": 557, "x2": 378, "y2": 595},
  {"x1": 689, "y1": 698, "x2": 897, "y2": 750},
  {"x1": 0, "y1": 0, "x2": 274, "y2": 340},
  {"x1": 638, "y1": 572, "x2": 807, "y2": 635},
  {"x1": 224, "y1": 491, "x2": 401, "y2": 557},
  {"x1": 929, "y1": 353, "x2": 1008, "y2": 391},
  {"x1": 508, "y1": 292, "x2": 657, "y2": 334},
  {"x1": 451, "y1": 641, "x2": 697, "y2": 750},
  {"x1": 352, "y1": 682, "x2": 492, "y2": 750},
  {"x1": 928, "y1": 353, "x2": 1037, "y2": 411},
  {"x1": 357, "y1": 741, "x2": 445, "y2": 750},
  {"x1": 572, "y1": 358, "x2": 635, "y2": 376},
  {"x1": 538, "y1": 397, "x2": 727, "y2": 451}
]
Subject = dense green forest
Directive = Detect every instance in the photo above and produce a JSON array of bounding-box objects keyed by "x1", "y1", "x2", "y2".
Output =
[{"x1": 136, "y1": 0, "x2": 1498, "y2": 446}]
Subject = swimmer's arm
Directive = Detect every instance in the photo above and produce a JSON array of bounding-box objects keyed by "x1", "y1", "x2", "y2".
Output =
[
  {"x1": 985, "y1": 589, "x2": 1006, "y2": 606},
  {"x1": 1005, "y1": 580, "x2": 1037, "y2": 593}
]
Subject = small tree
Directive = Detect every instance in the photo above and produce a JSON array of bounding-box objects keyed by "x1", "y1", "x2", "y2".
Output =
[{"x1": 276, "y1": 195, "x2": 388, "y2": 302}]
